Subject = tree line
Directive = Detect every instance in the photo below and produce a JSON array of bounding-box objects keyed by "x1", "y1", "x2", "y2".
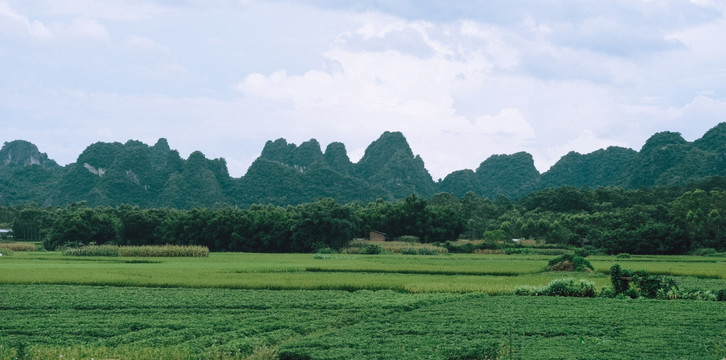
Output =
[{"x1": 4, "y1": 177, "x2": 725, "y2": 254}]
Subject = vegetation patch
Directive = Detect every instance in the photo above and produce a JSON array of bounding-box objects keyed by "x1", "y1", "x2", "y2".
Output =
[
  {"x1": 0, "y1": 242, "x2": 36, "y2": 252},
  {"x1": 3, "y1": 285, "x2": 726, "y2": 359},
  {"x1": 514, "y1": 278, "x2": 596, "y2": 297},
  {"x1": 547, "y1": 254, "x2": 594, "y2": 272},
  {"x1": 63, "y1": 245, "x2": 209, "y2": 257},
  {"x1": 344, "y1": 239, "x2": 447, "y2": 255}
]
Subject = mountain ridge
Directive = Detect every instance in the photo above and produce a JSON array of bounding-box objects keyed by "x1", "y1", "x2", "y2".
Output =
[{"x1": 1, "y1": 123, "x2": 724, "y2": 208}]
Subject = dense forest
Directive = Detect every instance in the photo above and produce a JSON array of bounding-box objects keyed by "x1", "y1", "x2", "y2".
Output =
[
  {"x1": 1, "y1": 123, "x2": 724, "y2": 255},
  {"x1": 3, "y1": 176, "x2": 725, "y2": 254},
  {"x1": 1, "y1": 123, "x2": 725, "y2": 208}
]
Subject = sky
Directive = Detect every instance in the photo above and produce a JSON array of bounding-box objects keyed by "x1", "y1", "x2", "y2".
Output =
[{"x1": 2, "y1": 0, "x2": 725, "y2": 181}]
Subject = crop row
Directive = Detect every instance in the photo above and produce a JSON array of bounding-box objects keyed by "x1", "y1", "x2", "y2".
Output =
[
  {"x1": 1, "y1": 285, "x2": 725, "y2": 359},
  {"x1": 2, "y1": 252, "x2": 725, "y2": 294},
  {"x1": 62, "y1": 245, "x2": 209, "y2": 257}
]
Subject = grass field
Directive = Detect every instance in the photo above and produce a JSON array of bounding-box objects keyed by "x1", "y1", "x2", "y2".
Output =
[{"x1": 1, "y1": 251, "x2": 725, "y2": 359}]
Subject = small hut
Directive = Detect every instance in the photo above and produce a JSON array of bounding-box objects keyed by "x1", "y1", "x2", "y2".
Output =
[{"x1": 369, "y1": 230, "x2": 386, "y2": 242}]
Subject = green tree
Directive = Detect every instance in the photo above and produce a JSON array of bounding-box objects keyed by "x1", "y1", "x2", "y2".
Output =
[{"x1": 12, "y1": 206, "x2": 54, "y2": 241}]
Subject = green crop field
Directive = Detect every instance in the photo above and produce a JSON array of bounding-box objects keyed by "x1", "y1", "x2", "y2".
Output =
[{"x1": 1, "y1": 251, "x2": 725, "y2": 359}]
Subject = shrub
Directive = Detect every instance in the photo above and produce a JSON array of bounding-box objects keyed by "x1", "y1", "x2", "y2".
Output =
[
  {"x1": 692, "y1": 247, "x2": 717, "y2": 256},
  {"x1": 573, "y1": 248, "x2": 590, "y2": 257},
  {"x1": 609, "y1": 264, "x2": 630, "y2": 295},
  {"x1": 443, "y1": 241, "x2": 475, "y2": 253},
  {"x1": 401, "y1": 247, "x2": 447, "y2": 255},
  {"x1": 599, "y1": 286, "x2": 616, "y2": 298},
  {"x1": 400, "y1": 247, "x2": 418, "y2": 255},
  {"x1": 514, "y1": 278, "x2": 595, "y2": 298},
  {"x1": 0, "y1": 248, "x2": 13, "y2": 256},
  {"x1": 504, "y1": 247, "x2": 531, "y2": 255},
  {"x1": 616, "y1": 253, "x2": 631, "y2": 259},
  {"x1": 416, "y1": 247, "x2": 441, "y2": 255},
  {"x1": 544, "y1": 278, "x2": 596, "y2": 297},
  {"x1": 549, "y1": 260, "x2": 574, "y2": 271},
  {"x1": 315, "y1": 247, "x2": 336, "y2": 254},
  {"x1": 361, "y1": 243, "x2": 382, "y2": 255},
  {"x1": 632, "y1": 270, "x2": 668, "y2": 299},
  {"x1": 610, "y1": 265, "x2": 679, "y2": 299},
  {"x1": 513, "y1": 285, "x2": 541, "y2": 296},
  {"x1": 547, "y1": 254, "x2": 593, "y2": 272}
]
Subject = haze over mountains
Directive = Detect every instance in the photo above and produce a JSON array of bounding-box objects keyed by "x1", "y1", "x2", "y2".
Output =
[{"x1": 1, "y1": 123, "x2": 724, "y2": 208}]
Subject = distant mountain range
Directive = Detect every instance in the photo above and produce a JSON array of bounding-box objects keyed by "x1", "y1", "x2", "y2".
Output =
[{"x1": 1, "y1": 123, "x2": 724, "y2": 208}]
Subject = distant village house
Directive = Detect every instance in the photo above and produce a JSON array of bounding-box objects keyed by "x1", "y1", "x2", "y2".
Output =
[{"x1": 369, "y1": 230, "x2": 386, "y2": 242}]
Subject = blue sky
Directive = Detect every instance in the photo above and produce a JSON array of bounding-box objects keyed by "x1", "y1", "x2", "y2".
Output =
[{"x1": 2, "y1": 0, "x2": 725, "y2": 180}]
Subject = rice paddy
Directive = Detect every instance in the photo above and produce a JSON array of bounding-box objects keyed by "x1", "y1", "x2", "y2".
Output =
[{"x1": 1, "y1": 250, "x2": 725, "y2": 359}]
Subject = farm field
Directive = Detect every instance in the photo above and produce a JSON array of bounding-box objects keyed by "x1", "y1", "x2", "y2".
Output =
[{"x1": 1, "y1": 251, "x2": 725, "y2": 359}]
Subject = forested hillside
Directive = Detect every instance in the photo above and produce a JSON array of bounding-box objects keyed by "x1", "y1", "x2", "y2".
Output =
[
  {"x1": 4, "y1": 177, "x2": 725, "y2": 254},
  {"x1": 1, "y1": 123, "x2": 724, "y2": 208}
]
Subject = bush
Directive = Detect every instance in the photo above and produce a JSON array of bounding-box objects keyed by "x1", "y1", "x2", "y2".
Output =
[
  {"x1": 400, "y1": 247, "x2": 418, "y2": 255},
  {"x1": 315, "y1": 247, "x2": 336, "y2": 254},
  {"x1": 573, "y1": 248, "x2": 590, "y2": 257},
  {"x1": 616, "y1": 253, "x2": 631, "y2": 259},
  {"x1": 609, "y1": 264, "x2": 630, "y2": 295},
  {"x1": 632, "y1": 270, "x2": 671, "y2": 299},
  {"x1": 544, "y1": 278, "x2": 596, "y2": 297},
  {"x1": 514, "y1": 278, "x2": 595, "y2": 298},
  {"x1": 610, "y1": 265, "x2": 680, "y2": 299},
  {"x1": 361, "y1": 243, "x2": 382, "y2": 255},
  {"x1": 547, "y1": 254, "x2": 593, "y2": 272},
  {"x1": 599, "y1": 286, "x2": 615, "y2": 298},
  {"x1": 513, "y1": 285, "x2": 541, "y2": 296},
  {"x1": 443, "y1": 241, "x2": 476, "y2": 253},
  {"x1": 692, "y1": 248, "x2": 717, "y2": 256},
  {"x1": 416, "y1": 247, "x2": 441, "y2": 255},
  {"x1": 504, "y1": 247, "x2": 531, "y2": 255}
]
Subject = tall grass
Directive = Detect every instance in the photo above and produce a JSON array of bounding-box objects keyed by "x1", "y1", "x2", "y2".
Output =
[
  {"x1": 118, "y1": 245, "x2": 209, "y2": 257},
  {"x1": 62, "y1": 244, "x2": 119, "y2": 256},
  {"x1": 63, "y1": 245, "x2": 209, "y2": 257},
  {"x1": 344, "y1": 239, "x2": 448, "y2": 255},
  {"x1": 0, "y1": 242, "x2": 37, "y2": 252}
]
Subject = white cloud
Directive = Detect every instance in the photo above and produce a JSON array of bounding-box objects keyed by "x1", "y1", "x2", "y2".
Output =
[
  {"x1": 231, "y1": 5, "x2": 726, "y2": 178},
  {"x1": 0, "y1": 2, "x2": 52, "y2": 39},
  {"x1": 124, "y1": 35, "x2": 170, "y2": 54},
  {"x1": 59, "y1": 17, "x2": 111, "y2": 42},
  {"x1": 475, "y1": 108, "x2": 534, "y2": 139},
  {"x1": 39, "y1": 0, "x2": 169, "y2": 21},
  {"x1": 539, "y1": 130, "x2": 629, "y2": 172},
  {"x1": 2, "y1": 0, "x2": 726, "y2": 182}
]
